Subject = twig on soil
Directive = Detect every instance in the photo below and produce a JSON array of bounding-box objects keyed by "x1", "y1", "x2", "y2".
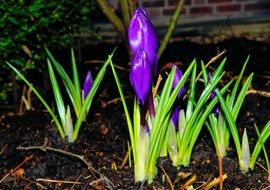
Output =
[
  {"x1": 36, "y1": 178, "x2": 82, "y2": 184},
  {"x1": 107, "y1": 95, "x2": 131, "y2": 104},
  {"x1": 70, "y1": 174, "x2": 83, "y2": 189},
  {"x1": 204, "y1": 49, "x2": 227, "y2": 71},
  {"x1": 84, "y1": 60, "x2": 129, "y2": 71},
  {"x1": 89, "y1": 176, "x2": 116, "y2": 190},
  {"x1": 17, "y1": 145, "x2": 116, "y2": 189},
  {"x1": 183, "y1": 49, "x2": 227, "y2": 100},
  {"x1": 119, "y1": 145, "x2": 131, "y2": 170},
  {"x1": 0, "y1": 144, "x2": 7, "y2": 156},
  {"x1": 261, "y1": 184, "x2": 270, "y2": 190},
  {"x1": 196, "y1": 49, "x2": 227, "y2": 82},
  {"x1": 17, "y1": 145, "x2": 98, "y2": 175},
  {"x1": 255, "y1": 161, "x2": 269, "y2": 173},
  {"x1": 20, "y1": 176, "x2": 48, "y2": 189},
  {"x1": 202, "y1": 174, "x2": 227, "y2": 190},
  {"x1": 160, "y1": 160, "x2": 174, "y2": 190},
  {"x1": 0, "y1": 155, "x2": 33, "y2": 183},
  {"x1": 179, "y1": 174, "x2": 197, "y2": 190},
  {"x1": 247, "y1": 89, "x2": 270, "y2": 98},
  {"x1": 153, "y1": 74, "x2": 163, "y2": 98}
]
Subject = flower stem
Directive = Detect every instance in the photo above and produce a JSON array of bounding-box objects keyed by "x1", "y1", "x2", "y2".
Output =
[{"x1": 148, "y1": 90, "x2": 155, "y2": 120}]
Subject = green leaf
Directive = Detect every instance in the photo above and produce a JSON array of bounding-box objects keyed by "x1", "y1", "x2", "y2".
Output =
[
  {"x1": 45, "y1": 48, "x2": 81, "y2": 116},
  {"x1": 240, "y1": 128, "x2": 250, "y2": 172},
  {"x1": 72, "y1": 49, "x2": 116, "y2": 142},
  {"x1": 6, "y1": 61, "x2": 65, "y2": 138},
  {"x1": 186, "y1": 61, "x2": 197, "y2": 120},
  {"x1": 48, "y1": 59, "x2": 66, "y2": 128},
  {"x1": 200, "y1": 60, "x2": 208, "y2": 86},
  {"x1": 253, "y1": 124, "x2": 270, "y2": 173},
  {"x1": 183, "y1": 81, "x2": 232, "y2": 165},
  {"x1": 229, "y1": 55, "x2": 250, "y2": 110},
  {"x1": 231, "y1": 73, "x2": 253, "y2": 119},
  {"x1": 216, "y1": 90, "x2": 242, "y2": 162},
  {"x1": 250, "y1": 120, "x2": 270, "y2": 169},
  {"x1": 71, "y1": 48, "x2": 81, "y2": 106},
  {"x1": 65, "y1": 105, "x2": 73, "y2": 142},
  {"x1": 109, "y1": 50, "x2": 135, "y2": 156}
]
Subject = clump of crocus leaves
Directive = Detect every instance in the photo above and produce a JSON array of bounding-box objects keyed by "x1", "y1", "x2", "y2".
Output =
[
  {"x1": 111, "y1": 8, "x2": 194, "y2": 183},
  {"x1": 110, "y1": 7, "x2": 270, "y2": 184},
  {"x1": 7, "y1": 48, "x2": 115, "y2": 142}
]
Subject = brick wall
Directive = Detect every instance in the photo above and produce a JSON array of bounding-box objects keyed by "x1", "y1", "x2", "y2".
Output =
[
  {"x1": 96, "y1": 0, "x2": 270, "y2": 40},
  {"x1": 92, "y1": 0, "x2": 270, "y2": 40},
  {"x1": 131, "y1": 0, "x2": 270, "y2": 26}
]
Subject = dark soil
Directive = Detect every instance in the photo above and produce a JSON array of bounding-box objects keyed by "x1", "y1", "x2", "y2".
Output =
[{"x1": 1, "y1": 37, "x2": 270, "y2": 189}]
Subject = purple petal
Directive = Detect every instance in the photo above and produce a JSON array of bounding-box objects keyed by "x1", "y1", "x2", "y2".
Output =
[
  {"x1": 208, "y1": 73, "x2": 216, "y2": 100},
  {"x1": 128, "y1": 8, "x2": 158, "y2": 73},
  {"x1": 208, "y1": 73, "x2": 220, "y2": 117},
  {"x1": 214, "y1": 105, "x2": 220, "y2": 117},
  {"x1": 172, "y1": 65, "x2": 185, "y2": 99},
  {"x1": 130, "y1": 49, "x2": 152, "y2": 105},
  {"x1": 171, "y1": 106, "x2": 180, "y2": 129},
  {"x1": 83, "y1": 71, "x2": 92, "y2": 98},
  {"x1": 144, "y1": 123, "x2": 150, "y2": 134}
]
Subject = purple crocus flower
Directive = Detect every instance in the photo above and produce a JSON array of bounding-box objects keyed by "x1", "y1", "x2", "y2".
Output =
[
  {"x1": 208, "y1": 73, "x2": 216, "y2": 100},
  {"x1": 208, "y1": 73, "x2": 220, "y2": 116},
  {"x1": 83, "y1": 71, "x2": 92, "y2": 98},
  {"x1": 130, "y1": 49, "x2": 152, "y2": 105},
  {"x1": 172, "y1": 65, "x2": 185, "y2": 99},
  {"x1": 170, "y1": 65, "x2": 185, "y2": 129},
  {"x1": 171, "y1": 106, "x2": 180, "y2": 128},
  {"x1": 128, "y1": 8, "x2": 158, "y2": 74}
]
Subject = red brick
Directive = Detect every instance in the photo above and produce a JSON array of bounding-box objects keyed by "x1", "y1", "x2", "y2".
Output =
[
  {"x1": 163, "y1": 8, "x2": 186, "y2": 15},
  {"x1": 245, "y1": 3, "x2": 270, "y2": 11},
  {"x1": 208, "y1": 0, "x2": 232, "y2": 3},
  {"x1": 168, "y1": 0, "x2": 191, "y2": 6},
  {"x1": 190, "y1": 6, "x2": 212, "y2": 14},
  {"x1": 148, "y1": 9, "x2": 161, "y2": 17},
  {"x1": 142, "y1": 1, "x2": 164, "y2": 7},
  {"x1": 194, "y1": 0, "x2": 205, "y2": 4},
  {"x1": 217, "y1": 4, "x2": 241, "y2": 12}
]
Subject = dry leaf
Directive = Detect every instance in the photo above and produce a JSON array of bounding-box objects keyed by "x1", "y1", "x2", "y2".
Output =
[
  {"x1": 99, "y1": 126, "x2": 108, "y2": 135},
  {"x1": 11, "y1": 168, "x2": 25, "y2": 177}
]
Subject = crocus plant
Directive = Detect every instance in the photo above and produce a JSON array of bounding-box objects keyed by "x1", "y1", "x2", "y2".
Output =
[
  {"x1": 110, "y1": 8, "x2": 194, "y2": 183},
  {"x1": 205, "y1": 56, "x2": 253, "y2": 171},
  {"x1": 6, "y1": 48, "x2": 114, "y2": 142},
  {"x1": 210, "y1": 56, "x2": 254, "y2": 172},
  {"x1": 165, "y1": 58, "x2": 231, "y2": 167}
]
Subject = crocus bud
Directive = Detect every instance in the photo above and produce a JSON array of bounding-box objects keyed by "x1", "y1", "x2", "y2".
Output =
[
  {"x1": 208, "y1": 73, "x2": 220, "y2": 117},
  {"x1": 172, "y1": 65, "x2": 185, "y2": 99},
  {"x1": 171, "y1": 106, "x2": 180, "y2": 128},
  {"x1": 208, "y1": 73, "x2": 216, "y2": 100},
  {"x1": 83, "y1": 71, "x2": 92, "y2": 98},
  {"x1": 130, "y1": 49, "x2": 152, "y2": 105},
  {"x1": 128, "y1": 8, "x2": 158, "y2": 73}
]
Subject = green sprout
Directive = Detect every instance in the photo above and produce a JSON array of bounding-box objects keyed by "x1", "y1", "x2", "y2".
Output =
[
  {"x1": 166, "y1": 58, "x2": 232, "y2": 167},
  {"x1": 110, "y1": 55, "x2": 195, "y2": 183},
  {"x1": 250, "y1": 121, "x2": 270, "y2": 180},
  {"x1": 6, "y1": 48, "x2": 114, "y2": 142}
]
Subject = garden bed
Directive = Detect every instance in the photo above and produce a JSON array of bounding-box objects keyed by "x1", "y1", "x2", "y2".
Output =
[{"x1": 1, "y1": 37, "x2": 270, "y2": 189}]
